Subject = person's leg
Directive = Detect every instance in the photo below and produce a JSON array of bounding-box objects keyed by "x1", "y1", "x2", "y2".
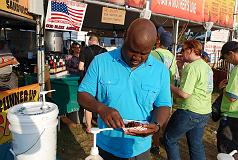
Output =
[
  {"x1": 0, "y1": 143, "x2": 14, "y2": 160},
  {"x1": 85, "y1": 110, "x2": 92, "y2": 133},
  {"x1": 164, "y1": 109, "x2": 194, "y2": 160},
  {"x1": 151, "y1": 113, "x2": 171, "y2": 155},
  {"x1": 130, "y1": 149, "x2": 151, "y2": 160},
  {"x1": 98, "y1": 147, "x2": 127, "y2": 160},
  {"x1": 185, "y1": 113, "x2": 209, "y2": 160},
  {"x1": 217, "y1": 117, "x2": 238, "y2": 154},
  {"x1": 78, "y1": 107, "x2": 85, "y2": 125},
  {"x1": 151, "y1": 131, "x2": 161, "y2": 155}
]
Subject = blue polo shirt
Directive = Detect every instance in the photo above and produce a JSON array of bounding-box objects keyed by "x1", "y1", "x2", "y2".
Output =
[{"x1": 78, "y1": 48, "x2": 172, "y2": 158}]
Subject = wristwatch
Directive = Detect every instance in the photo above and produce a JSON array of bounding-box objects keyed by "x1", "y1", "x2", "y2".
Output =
[{"x1": 153, "y1": 121, "x2": 161, "y2": 132}]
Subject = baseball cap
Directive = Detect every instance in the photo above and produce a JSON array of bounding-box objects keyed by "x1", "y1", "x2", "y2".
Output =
[
  {"x1": 160, "y1": 31, "x2": 173, "y2": 48},
  {"x1": 220, "y1": 41, "x2": 238, "y2": 59},
  {"x1": 157, "y1": 26, "x2": 166, "y2": 35}
]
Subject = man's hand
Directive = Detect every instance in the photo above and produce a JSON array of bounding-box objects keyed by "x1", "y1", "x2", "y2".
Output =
[
  {"x1": 124, "y1": 123, "x2": 159, "y2": 137},
  {"x1": 98, "y1": 106, "x2": 125, "y2": 129}
]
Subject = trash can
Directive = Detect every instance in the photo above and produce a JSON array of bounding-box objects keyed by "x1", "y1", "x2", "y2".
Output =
[{"x1": 51, "y1": 74, "x2": 80, "y2": 115}]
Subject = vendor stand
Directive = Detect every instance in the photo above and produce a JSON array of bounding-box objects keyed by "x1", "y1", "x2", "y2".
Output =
[{"x1": 0, "y1": 0, "x2": 46, "y2": 159}]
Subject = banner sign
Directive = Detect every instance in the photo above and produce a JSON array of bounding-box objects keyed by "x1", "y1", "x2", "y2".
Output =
[
  {"x1": 127, "y1": 0, "x2": 146, "y2": 8},
  {"x1": 151, "y1": 0, "x2": 203, "y2": 22},
  {"x1": 204, "y1": 0, "x2": 235, "y2": 28},
  {"x1": 0, "y1": 0, "x2": 33, "y2": 19},
  {"x1": 150, "y1": 0, "x2": 235, "y2": 28},
  {"x1": 101, "y1": 7, "x2": 126, "y2": 25},
  {"x1": 0, "y1": 83, "x2": 40, "y2": 144},
  {"x1": 45, "y1": 0, "x2": 87, "y2": 32}
]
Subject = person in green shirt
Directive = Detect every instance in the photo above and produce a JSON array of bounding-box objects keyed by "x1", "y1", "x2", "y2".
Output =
[
  {"x1": 150, "y1": 30, "x2": 178, "y2": 155},
  {"x1": 217, "y1": 41, "x2": 238, "y2": 157},
  {"x1": 151, "y1": 31, "x2": 178, "y2": 82},
  {"x1": 164, "y1": 40, "x2": 213, "y2": 160}
]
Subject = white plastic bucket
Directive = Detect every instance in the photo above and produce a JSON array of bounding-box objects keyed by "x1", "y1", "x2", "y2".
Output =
[{"x1": 7, "y1": 101, "x2": 59, "y2": 160}]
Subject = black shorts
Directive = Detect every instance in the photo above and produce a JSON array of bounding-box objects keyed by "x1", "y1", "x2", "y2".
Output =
[{"x1": 217, "y1": 117, "x2": 238, "y2": 153}]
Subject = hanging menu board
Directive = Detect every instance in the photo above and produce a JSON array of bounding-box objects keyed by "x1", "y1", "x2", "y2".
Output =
[
  {"x1": 0, "y1": 0, "x2": 33, "y2": 19},
  {"x1": 203, "y1": 0, "x2": 235, "y2": 27}
]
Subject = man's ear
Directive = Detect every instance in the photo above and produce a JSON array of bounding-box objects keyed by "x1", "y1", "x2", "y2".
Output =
[
  {"x1": 229, "y1": 51, "x2": 234, "y2": 54},
  {"x1": 156, "y1": 39, "x2": 160, "y2": 47}
]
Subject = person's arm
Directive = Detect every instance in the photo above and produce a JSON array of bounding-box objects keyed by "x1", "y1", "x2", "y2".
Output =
[
  {"x1": 219, "y1": 79, "x2": 228, "y2": 90},
  {"x1": 152, "y1": 106, "x2": 171, "y2": 128},
  {"x1": 170, "y1": 84, "x2": 191, "y2": 99},
  {"x1": 79, "y1": 49, "x2": 86, "y2": 71},
  {"x1": 79, "y1": 61, "x2": 84, "y2": 71},
  {"x1": 225, "y1": 92, "x2": 238, "y2": 102}
]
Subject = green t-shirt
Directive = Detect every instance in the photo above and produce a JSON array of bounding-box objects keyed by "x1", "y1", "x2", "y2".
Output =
[
  {"x1": 177, "y1": 59, "x2": 213, "y2": 114},
  {"x1": 151, "y1": 48, "x2": 177, "y2": 81},
  {"x1": 221, "y1": 65, "x2": 238, "y2": 118}
]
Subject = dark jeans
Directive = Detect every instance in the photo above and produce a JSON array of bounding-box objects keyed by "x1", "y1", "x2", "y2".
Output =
[
  {"x1": 0, "y1": 142, "x2": 14, "y2": 160},
  {"x1": 164, "y1": 109, "x2": 210, "y2": 160},
  {"x1": 217, "y1": 117, "x2": 238, "y2": 153},
  {"x1": 98, "y1": 147, "x2": 151, "y2": 160}
]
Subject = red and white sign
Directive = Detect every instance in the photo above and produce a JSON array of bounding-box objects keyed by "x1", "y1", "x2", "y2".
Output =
[
  {"x1": 45, "y1": 0, "x2": 87, "y2": 32},
  {"x1": 151, "y1": 0, "x2": 203, "y2": 22},
  {"x1": 204, "y1": 41, "x2": 225, "y2": 63},
  {"x1": 150, "y1": 0, "x2": 235, "y2": 28}
]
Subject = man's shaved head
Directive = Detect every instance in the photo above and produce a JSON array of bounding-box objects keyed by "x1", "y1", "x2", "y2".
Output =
[
  {"x1": 125, "y1": 18, "x2": 157, "y2": 53},
  {"x1": 122, "y1": 18, "x2": 157, "y2": 68}
]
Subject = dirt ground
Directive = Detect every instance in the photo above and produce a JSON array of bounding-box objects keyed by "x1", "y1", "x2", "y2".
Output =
[
  {"x1": 57, "y1": 117, "x2": 219, "y2": 160},
  {"x1": 57, "y1": 94, "x2": 220, "y2": 160}
]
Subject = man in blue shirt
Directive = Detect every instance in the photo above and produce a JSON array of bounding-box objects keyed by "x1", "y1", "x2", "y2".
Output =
[{"x1": 78, "y1": 18, "x2": 172, "y2": 160}]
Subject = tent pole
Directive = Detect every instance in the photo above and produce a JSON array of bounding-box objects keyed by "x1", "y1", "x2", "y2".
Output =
[
  {"x1": 41, "y1": 18, "x2": 45, "y2": 91},
  {"x1": 36, "y1": 16, "x2": 42, "y2": 91},
  {"x1": 36, "y1": 15, "x2": 45, "y2": 91},
  {"x1": 204, "y1": 31, "x2": 208, "y2": 46},
  {"x1": 172, "y1": 19, "x2": 179, "y2": 56}
]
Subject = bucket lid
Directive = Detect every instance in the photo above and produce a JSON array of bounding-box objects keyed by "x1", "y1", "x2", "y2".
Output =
[{"x1": 7, "y1": 102, "x2": 58, "y2": 123}]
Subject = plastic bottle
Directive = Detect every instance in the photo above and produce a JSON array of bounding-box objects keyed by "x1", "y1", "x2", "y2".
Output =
[{"x1": 85, "y1": 128, "x2": 113, "y2": 160}]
